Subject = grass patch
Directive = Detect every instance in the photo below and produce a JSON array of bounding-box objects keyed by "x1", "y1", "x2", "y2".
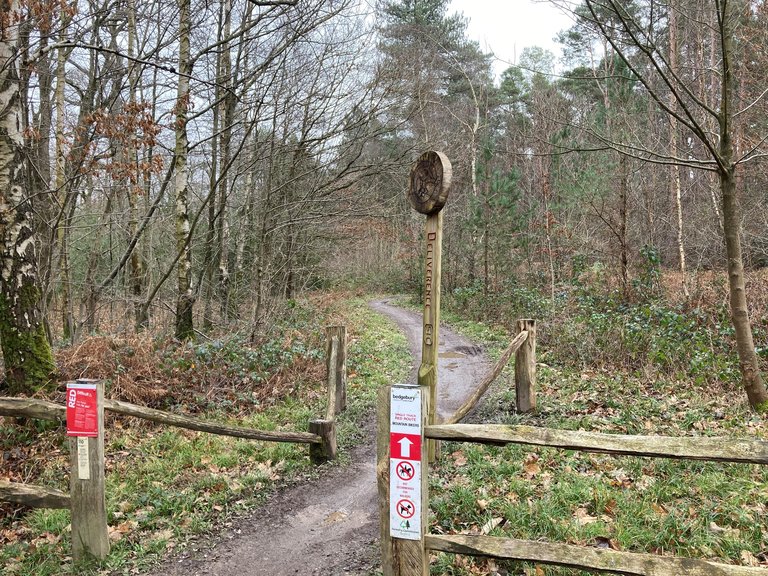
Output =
[{"x1": 428, "y1": 367, "x2": 768, "y2": 575}]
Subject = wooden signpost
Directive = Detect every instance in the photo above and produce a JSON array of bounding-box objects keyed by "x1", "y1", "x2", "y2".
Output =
[
  {"x1": 376, "y1": 151, "x2": 452, "y2": 576},
  {"x1": 67, "y1": 379, "x2": 110, "y2": 562},
  {"x1": 407, "y1": 150, "x2": 451, "y2": 462}
]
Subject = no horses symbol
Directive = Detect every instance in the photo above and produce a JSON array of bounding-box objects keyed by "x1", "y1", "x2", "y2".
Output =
[{"x1": 396, "y1": 461, "x2": 415, "y2": 482}]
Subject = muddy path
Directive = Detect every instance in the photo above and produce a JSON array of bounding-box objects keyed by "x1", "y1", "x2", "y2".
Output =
[{"x1": 142, "y1": 299, "x2": 490, "y2": 576}]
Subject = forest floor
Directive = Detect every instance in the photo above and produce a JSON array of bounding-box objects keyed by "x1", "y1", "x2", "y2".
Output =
[{"x1": 140, "y1": 298, "x2": 492, "y2": 576}]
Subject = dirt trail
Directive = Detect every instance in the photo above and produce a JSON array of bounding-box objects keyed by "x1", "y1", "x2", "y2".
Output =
[{"x1": 143, "y1": 299, "x2": 490, "y2": 576}]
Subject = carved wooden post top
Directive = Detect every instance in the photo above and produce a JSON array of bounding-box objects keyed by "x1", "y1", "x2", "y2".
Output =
[{"x1": 407, "y1": 150, "x2": 452, "y2": 215}]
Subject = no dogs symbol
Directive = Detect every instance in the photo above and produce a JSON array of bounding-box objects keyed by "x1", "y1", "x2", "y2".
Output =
[
  {"x1": 396, "y1": 461, "x2": 415, "y2": 482},
  {"x1": 396, "y1": 498, "x2": 416, "y2": 519}
]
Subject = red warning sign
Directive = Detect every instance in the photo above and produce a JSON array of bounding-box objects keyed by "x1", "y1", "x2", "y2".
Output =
[
  {"x1": 395, "y1": 460, "x2": 416, "y2": 481},
  {"x1": 395, "y1": 498, "x2": 416, "y2": 519},
  {"x1": 66, "y1": 382, "x2": 99, "y2": 437},
  {"x1": 390, "y1": 432, "x2": 421, "y2": 461}
]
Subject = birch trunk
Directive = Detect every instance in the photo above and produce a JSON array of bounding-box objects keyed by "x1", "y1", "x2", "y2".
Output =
[
  {"x1": 0, "y1": 0, "x2": 56, "y2": 392},
  {"x1": 668, "y1": 2, "x2": 689, "y2": 300},
  {"x1": 174, "y1": 0, "x2": 194, "y2": 340}
]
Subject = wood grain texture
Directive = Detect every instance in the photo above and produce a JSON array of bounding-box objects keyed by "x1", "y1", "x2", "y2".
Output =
[
  {"x1": 444, "y1": 330, "x2": 528, "y2": 425},
  {"x1": 0, "y1": 480, "x2": 70, "y2": 509},
  {"x1": 377, "y1": 386, "x2": 429, "y2": 576},
  {"x1": 419, "y1": 211, "x2": 442, "y2": 461},
  {"x1": 424, "y1": 423, "x2": 768, "y2": 464},
  {"x1": 0, "y1": 396, "x2": 321, "y2": 444},
  {"x1": 376, "y1": 387, "x2": 394, "y2": 575},
  {"x1": 407, "y1": 151, "x2": 451, "y2": 215},
  {"x1": 426, "y1": 534, "x2": 768, "y2": 575},
  {"x1": 0, "y1": 397, "x2": 64, "y2": 421},
  {"x1": 103, "y1": 399, "x2": 321, "y2": 444},
  {"x1": 308, "y1": 419, "x2": 336, "y2": 464},
  {"x1": 325, "y1": 335, "x2": 339, "y2": 420},
  {"x1": 69, "y1": 381, "x2": 109, "y2": 561},
  {"x1": 514, "y1": 319, "x2": 536, "y2": 413},
  {"x1": 326, "y1": 325, "x2": 347, "y2": 414}
]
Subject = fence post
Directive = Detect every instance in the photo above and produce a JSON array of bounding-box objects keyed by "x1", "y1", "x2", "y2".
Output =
[
  {"x1": 377, "y1": 385, "x2": 429, "y2": 576},
  {"x1": 68, "y1": 379, "x2": 110, "y2": 561},
  {"x1": 325, "y1": 325, "x2": 347, "y2": 418},
  {"x1": 309, "y1": 419, "x2": 337, "y2": 464},
  {"x1": 515, "y1": 319, "x2": 537, "y2": 413}
]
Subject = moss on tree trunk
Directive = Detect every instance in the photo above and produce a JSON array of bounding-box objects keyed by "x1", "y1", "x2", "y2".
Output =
[
  {"x1": 0, "y1": 0, "x2": 57, "y2": 394},
  {"x1": 0, "y1": 284, "x2": 56, "y2": 394}
]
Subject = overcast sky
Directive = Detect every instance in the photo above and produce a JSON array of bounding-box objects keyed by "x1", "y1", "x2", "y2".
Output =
[{"x1": 449, "y1": 0, "x2": 575, "y2": 75}]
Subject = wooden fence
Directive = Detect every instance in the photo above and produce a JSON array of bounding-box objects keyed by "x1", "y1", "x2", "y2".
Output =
[
  {"x1": 378, "y1": 321, "x2": 768, "y2": 576},
  {"x1": 0, "y1": 325, "x2": 346, "y2": 563}
]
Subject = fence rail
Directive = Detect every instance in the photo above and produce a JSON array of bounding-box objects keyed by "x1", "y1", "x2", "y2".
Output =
[
  {"x1": 425, "y1": 534, "x2": 767, "y2": 576},
  {"x1": 0, "y1": 324, "x2": 347, "y2": 563},
  {"x1": 379, "y1": 317, "x2": 768, "y2": 576},
  {"x1": 0, "y1": 480, "x2": 70, "y2": 509},
  {"x1": 425, "y1": 423, "x2": 768, "y2": 464},
  {"x1": 0, "y1": 397, "x2": 322, "y2": 444}
]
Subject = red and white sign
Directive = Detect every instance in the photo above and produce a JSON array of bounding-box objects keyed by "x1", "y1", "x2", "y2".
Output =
[
  {"x1": 389, "y1": 385, "x2": 422, "y2": 541},
  {"x1": 66, "y1": 382, "x2": 99, "y2": 437},
  {"x1": 395, "y1": 498, "x2": 416, "y2": 519},
  {"x1": 395, "y1": 460, "x2": 416, "y2": 482},
  {"x1": 390, "y1": 432, "x2": 421, "y2": 460}
]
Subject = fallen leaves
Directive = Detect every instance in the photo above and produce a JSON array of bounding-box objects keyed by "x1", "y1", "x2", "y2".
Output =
[
  {"x1": 451, "y1": 450, "x2": 468, "y2": 467},
  {"x1": 522, "y1": 453, "x2": 541, "y2": 478},
  {"x1": 109, "y1": 520, "x2": 138, "y2": 542},
  {"x1": 573, "y1": 506, "x2": 599, "y2": 526}
]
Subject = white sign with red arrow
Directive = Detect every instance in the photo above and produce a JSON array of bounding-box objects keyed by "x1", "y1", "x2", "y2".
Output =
[{"x1": 389, "y1": 385, "x2": 422, "y2": 540}]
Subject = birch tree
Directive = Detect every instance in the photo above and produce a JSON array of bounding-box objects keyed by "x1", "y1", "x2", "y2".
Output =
[
  {"x1": 173, "y1": 0, "x2": 194, "y2": 340},
  {"x1": 0, "y1": 0, "x2": 56, "y2": 393}
]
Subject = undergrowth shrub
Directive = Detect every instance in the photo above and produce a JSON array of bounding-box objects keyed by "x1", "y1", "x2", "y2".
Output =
[
  {"x1": 444, "y1": 260, "x2": 752, "y2": 387},
  {"x1": 56, "y1": 298, "x2": 328, "y2": 410},
  {"x1": 554, "y1": 290, "x2": 741, "y2": 385}
]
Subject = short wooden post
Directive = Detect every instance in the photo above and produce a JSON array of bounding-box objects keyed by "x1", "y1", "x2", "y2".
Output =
[
  {"x1": 309, "y1": 419, "x2": 337, "y2": 464},
  {"x1": 515, "y1": 319, "x2": 537, "y2": 413},
  {"x1": 69, "y1": 380, "x2": 110, "y2": 561},
  {"x1": 377, "y1": 385, "x2": 429, "y2": 576},
  {"x1": 325, "y1": 325, "x2": 347, "y2": 417}
]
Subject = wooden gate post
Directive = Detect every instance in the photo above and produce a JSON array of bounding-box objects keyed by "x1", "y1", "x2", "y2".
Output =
[
  {"x1": 325, "y1": 325, "x2": 347, "y2": 418},
  {"x1": 377, "y1": 385, "x2": 429, "y2": 576},
  {"x1": 68, "y1": 379, "x2": 110, "y2": 561},
  {"x1": 515, "y1": 319, "x2": 537, "y2": 413},
  {"x1": 408, "y1": 151, "x2": 451, "y2": 461},
  {"x1": 309, "y1": 419, "x2": 337, "y2": 464}
]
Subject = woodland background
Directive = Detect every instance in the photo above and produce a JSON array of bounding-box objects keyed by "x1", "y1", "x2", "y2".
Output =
[
  {"x1": 3, "y1": 2, "x2": 768, "y2": 573},
  {"x1": 0, "y1": 0, "x2": 767, "y2": 404}
]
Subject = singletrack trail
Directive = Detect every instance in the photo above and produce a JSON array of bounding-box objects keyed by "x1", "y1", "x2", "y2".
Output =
[{"x1": 142, "y1": 299, "x2": 491, "y2": 576}]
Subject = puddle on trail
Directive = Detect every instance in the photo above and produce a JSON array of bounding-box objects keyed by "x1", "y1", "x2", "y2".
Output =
[
  {"x1": 323, "y1": 510, "x2": 349, "y2": 524},
  {"x1": 439, "y1": 351, "x2": 466, "y2": 359}
]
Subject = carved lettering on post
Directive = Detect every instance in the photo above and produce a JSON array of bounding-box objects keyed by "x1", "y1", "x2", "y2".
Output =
[{"x1": 408, "y1": 151, "x2": 451, "y2": 463}]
